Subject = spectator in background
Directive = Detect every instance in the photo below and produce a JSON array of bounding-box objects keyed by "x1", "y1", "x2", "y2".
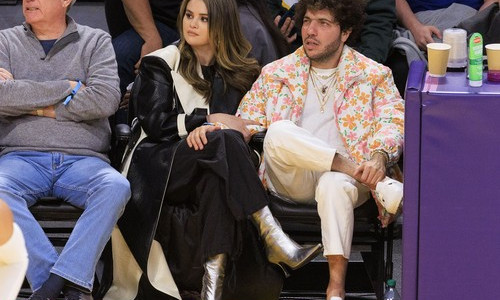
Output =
[
  {"x1": 0, "y1": 199, "x2": 28, "y2": 300},
  {"x1": 0, "y1": 0, "x2": 131, "y2": 299},
  {"x1": 237, "y1": 0, "x2": 290, "y2": 65},
  {"x1": 396, "y1": 0, "x2": 499, "y2": 50},
  {"x1": 105, "y1": 0, "x2": 182, "y2": 123}
]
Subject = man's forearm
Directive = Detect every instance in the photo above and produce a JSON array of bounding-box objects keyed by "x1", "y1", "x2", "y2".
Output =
[
  {"x1": 122, "y1": 0, "x2": 161, "y2": 43},
  {"x1": 395, "y1": 0, "x2": 421, "y2": 31},
  {"x1": 480, "y1": 0, "x2": 499, "y2": 11},
  {"x1": 0, "y1": 79, "x2": 72, "y2": 117},
  {"x1": 331, "y1": 153, "x2": 358, "y2": 178}
]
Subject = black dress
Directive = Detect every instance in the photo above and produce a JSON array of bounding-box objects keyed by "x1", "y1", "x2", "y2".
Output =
[{"x1": 118, "y1": 47, "x2": 280, "y2": 299}]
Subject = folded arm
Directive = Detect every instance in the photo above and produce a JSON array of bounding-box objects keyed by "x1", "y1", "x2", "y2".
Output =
[{"x1": 0, "y1": 34, "x2": 120, "y2": 121}]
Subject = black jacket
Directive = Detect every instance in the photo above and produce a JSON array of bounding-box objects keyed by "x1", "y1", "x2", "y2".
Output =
[{"x1": 118, "y1": 47, "x2": 243, "y2": 274}]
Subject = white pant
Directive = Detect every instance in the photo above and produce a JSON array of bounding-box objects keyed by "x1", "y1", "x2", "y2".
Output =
[{"x1": 264, "y1": 120, "x2": 369, "y2": 258}]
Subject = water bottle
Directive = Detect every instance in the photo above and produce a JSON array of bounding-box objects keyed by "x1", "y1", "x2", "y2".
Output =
[{"x1": 384, "y1": 279, "x2": 401, "y2": 300}]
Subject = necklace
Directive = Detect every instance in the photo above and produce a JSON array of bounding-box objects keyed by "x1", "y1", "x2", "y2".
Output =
[{"x1": 309, "y1": 68, "x2": 336, "y2": 113}]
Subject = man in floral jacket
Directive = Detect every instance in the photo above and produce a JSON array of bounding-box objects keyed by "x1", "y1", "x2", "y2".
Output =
[{"x1": 238, "y1": 0, "x2": 404, "y2": 298}]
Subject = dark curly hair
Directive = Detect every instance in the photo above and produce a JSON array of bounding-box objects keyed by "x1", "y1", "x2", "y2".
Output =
[{"x1": 295, "y1": 0, "x2": 366, "y2": 44}]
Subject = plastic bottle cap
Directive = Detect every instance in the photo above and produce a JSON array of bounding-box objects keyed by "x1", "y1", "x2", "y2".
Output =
[
  {"x1": 387, "y1": 279, "x2": 396, "y2": 287},
  {"x1": 469, "y1": 79, "x2": 483, "y2": 87}
]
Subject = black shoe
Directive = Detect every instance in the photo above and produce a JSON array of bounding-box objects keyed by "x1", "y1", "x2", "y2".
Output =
[
  {"x1": 63, "y1": 286, "x2": 93, "y2": 300},
  {"x1": 27, "y1": 294, "x2": 55, "y2": 300}
]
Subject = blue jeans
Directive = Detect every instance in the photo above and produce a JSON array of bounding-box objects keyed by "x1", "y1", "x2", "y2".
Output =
[
  {"x1": 0, "y1": 151, "x2": 130, "y2": 291},
  {"x1": 112, "y1": 22, "x2": 179, "y2": 124}
]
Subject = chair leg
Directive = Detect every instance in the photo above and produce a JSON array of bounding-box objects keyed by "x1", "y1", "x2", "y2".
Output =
[
  {"x1": 376, "y1": 225, "x2": 386, "y2": 300},
  {"x1": 385, "y1": 223, "x2": 395, "y2": 281}
]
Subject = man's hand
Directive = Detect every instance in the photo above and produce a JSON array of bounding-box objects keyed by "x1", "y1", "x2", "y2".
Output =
[
  {"x1": 207, "y1": 113, "x2": 260, "y2": 143},
  {"x1": 134, "y1": 34, "x2": 163, "y2": 72},
  {"x1": 120, "y1": 91, "x2": 131, "y2": 109},
  {"x1": 274, "y1": 15, "x2": 297, "y2": 44},
  {"x1": 0, "y1": 68, "x2": 13, "y2": 80},
  {"x1": 409, "y1": 22, "x2": 441, "y2": 50},
  {"x1": 354, "y1": 153, "x2": 387, "y2": 190},
  {"x1": 186, "y1": 124, "x2": 221, "y2": 150},
  {"x1": 30, "y1": 105, "x2": 56, "y2": 119}
]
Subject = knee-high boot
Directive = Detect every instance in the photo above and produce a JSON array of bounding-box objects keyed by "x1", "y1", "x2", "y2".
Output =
[
  {"x1": 201, "y1": 254, "x2": 226, "y2": 300},
  {"x1": 252, "y1": 206, "x2": 323, "y2": 275}
]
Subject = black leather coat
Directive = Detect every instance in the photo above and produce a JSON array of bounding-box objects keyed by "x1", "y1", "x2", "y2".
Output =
[
  {"x1": 114, "y1": 47, "x2": 283, "y2": 300},
  {"x1": 117, "y1": 53, "x2": 243, "y2": 276}
]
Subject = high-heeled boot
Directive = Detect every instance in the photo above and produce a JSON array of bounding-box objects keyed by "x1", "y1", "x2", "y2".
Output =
[
  {"x1": 252, "y1": 206, "x2": 323, "y2": 276},
  {"x1": 201, "y1": 254, "x2": 227, "y2": 300}
]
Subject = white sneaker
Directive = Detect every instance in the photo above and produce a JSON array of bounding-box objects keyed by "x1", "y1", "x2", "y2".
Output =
[{"x1": 375, "y1": 177, "x2": 403, "y2": 214}]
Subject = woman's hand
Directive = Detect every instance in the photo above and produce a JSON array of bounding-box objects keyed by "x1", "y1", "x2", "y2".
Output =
[
  {"x1": 186, "y1": 124, "x2": 221, "y2": 150},
  {"x1": 207, "y1": 113, "x2": 260, "y2": 143}
]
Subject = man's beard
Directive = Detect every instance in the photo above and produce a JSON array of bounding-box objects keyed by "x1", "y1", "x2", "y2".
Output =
[{"x1": 304, "y1": 35, "x2": 342, "y2": 65}]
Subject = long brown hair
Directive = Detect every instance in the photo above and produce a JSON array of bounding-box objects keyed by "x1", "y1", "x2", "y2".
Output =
[{"x1": 177, "y1": 0, "x2": 261, "y2": 101}]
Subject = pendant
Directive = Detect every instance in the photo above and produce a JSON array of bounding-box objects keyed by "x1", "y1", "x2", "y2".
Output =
[
  {"x1": 321, "y1": 86, "x2": 327, "y2": 94},
  {"x1": 320, "y1": 107, "x2": 325, "y2": 113}
]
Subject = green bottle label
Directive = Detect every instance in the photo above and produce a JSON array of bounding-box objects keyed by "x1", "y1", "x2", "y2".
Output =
[{"x1": 468, "y1": 33, "x2": 483, "y2": 83}]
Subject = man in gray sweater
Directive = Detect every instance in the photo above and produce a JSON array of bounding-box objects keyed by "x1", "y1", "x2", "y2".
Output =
[{"x1": 0, "y1": 0, "x2": 131, "y2": 299}]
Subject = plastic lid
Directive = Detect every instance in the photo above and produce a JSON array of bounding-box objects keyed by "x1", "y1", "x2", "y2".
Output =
[{"x1": 387, "y1": 279, "x2": 396, "y2": 287}]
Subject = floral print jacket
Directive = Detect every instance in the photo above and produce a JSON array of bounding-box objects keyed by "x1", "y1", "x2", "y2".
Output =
[{"x1": 238, "y1": 45, "x2": 404, "y2": 169}]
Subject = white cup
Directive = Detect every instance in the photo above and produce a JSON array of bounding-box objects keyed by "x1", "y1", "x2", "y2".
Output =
[{"x1": 442, "y1": 28, "x2": 467, "y2": 68}]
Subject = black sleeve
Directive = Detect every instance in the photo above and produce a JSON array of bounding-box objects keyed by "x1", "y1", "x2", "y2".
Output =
[
  {"x1": 131, "y1": 55, "x2": 206, "y2": 142},
  {"x1": 355, "y1": 0, "x2": 397, "y2": 64},
  {"x1": 266, "y1": 0, "x2": 286, "y2": 19}
]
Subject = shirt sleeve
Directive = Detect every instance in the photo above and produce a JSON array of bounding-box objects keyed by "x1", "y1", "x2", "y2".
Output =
[{"x1": 54, "y1": 32, "x2": 121, "y2": 122}]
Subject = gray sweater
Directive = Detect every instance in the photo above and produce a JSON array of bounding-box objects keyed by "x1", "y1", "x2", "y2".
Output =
[{"x1": 0, "y1": 17, "x2": 120, "y2": 162}]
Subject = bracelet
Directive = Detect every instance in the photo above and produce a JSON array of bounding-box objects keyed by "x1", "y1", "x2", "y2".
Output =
[
  {"x1": 203, "y1": 122, "x2": 227, "y2": 129},
  {"x1": 371, "y1": 149, "x2": 389, "y2": 164},
  {"x1": 36, "y1": 109, "x2": 44, "y2": 117},
  {"x1": 63, "y1": 80, "x2": 82, "y2": 106}
]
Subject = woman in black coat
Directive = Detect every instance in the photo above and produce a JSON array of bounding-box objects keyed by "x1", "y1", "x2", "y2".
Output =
[{"x1": 117, "y1": 0, "x2": 322, "y2": 299}]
